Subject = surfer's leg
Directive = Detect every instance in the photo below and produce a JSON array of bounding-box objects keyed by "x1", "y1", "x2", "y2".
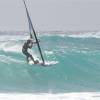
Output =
[
  {"x1": 27, "y1": 53, "x2": 35, "y2": 62},
  {"x1": 22, "y1": 50, "x2": 30, "y2": 63},
  {"x1": 22, "y1": 50, "x2": 33, "y2": 63},
  {"x1": 28, "y1": 53, "x2": 39, "y2": 64},
  {"x1": 26, "y1": 56, "x2": 30, "y2": 63},
  {"x1": 22, "y1": 50, "x2": 37, "y2": 63},
  {"x1": 30, "y1": 55, "x2": 35, "y2": 62}
]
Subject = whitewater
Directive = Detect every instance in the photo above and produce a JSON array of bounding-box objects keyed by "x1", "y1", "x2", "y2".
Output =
[{"x1": 0, "y1": 31, "x2": 100, "y2": 100}]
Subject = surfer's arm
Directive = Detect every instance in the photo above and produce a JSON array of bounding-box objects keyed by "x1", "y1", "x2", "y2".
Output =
[{"x1": 33, "y1": 39, "x2": 40, "y2": 44}]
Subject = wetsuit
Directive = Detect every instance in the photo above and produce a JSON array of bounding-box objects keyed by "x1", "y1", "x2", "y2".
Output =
[{"x1": 22, "y1": 40, "x2": 34, "y2": 63}]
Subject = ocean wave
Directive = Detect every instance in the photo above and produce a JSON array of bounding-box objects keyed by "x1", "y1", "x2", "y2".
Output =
[
  {"x1": 0, "y1": 54, "x2": 58, "y2": 66},
  {"x1": 0, "y1": 42, "x2": 22, "y2": 53},
  {"x1": 0, "y1": 31, "x2": 100, "y2": 93},
  {"x1": 0, "y1": 31, "x2": 100, "y2": 41},
  {"x1": 39, "y1": 31, "x2": 100, "y2": 38},
  {"x1": 0, "y1": 55, "x2": 25, "y2": 64}
]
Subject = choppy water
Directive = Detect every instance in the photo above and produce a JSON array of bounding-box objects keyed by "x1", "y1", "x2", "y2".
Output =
[{"x1": 0, "y1": 31, "x2": 100, "y2": 100}]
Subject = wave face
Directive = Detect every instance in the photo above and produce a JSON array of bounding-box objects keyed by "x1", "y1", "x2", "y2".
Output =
[{"x1": 0, "y1": 31, "x2": 100, "y2": 93}]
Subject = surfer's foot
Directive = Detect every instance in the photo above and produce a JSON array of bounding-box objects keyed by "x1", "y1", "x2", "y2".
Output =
[{"x1": 34, "y1": 60, "x2": 39, "y2": 64}]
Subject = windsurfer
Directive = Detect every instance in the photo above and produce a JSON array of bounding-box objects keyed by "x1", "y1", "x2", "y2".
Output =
[{"x1": 22, "y1": 39, "x2": 39, "y2": 64}]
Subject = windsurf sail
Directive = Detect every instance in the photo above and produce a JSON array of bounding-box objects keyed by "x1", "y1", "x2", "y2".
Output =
[{"x1": 22, "y1": 0, "x2": 45, "y2": 65}]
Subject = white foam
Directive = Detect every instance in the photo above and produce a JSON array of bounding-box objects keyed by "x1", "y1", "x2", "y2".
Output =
[
  {"x1": 4, "y1": 45, "x2": 21, "y2": 53},
  {"x1": 0, "y1": 35, "x2": 28, "y2": 41},
  {"x1": 45, "y1": 51, "x2": 54, "y2": 55},
  {"x1": 67, "y1": 31, "x2": 100, "y2": 38},
  {"x1": 39, "y1": 33, "x2": 68, "y2": 38},
  {"x1": 29, "y1": 60, "x2": 58, "y2": 66},
  {"x1": 44, "y1": 60, "x2": 58, "y2": 65},
  {"x1": 39, "y1": 31, "x2": 100, "y2": 38},
  {"x1": 29, "y1": 60, "x2": 34, "y2": 65},
  {"x1": 0, "y1": 35, "x2": 29, "y2": 53},
  {"x1": 0, "y1": 92, "x2": 100, "y2": 100},
  {"x1": 0, "y1": 41, "x2": 22, "y2": 53}
]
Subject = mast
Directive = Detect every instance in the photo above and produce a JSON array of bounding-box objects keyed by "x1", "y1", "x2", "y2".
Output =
[
  {"x1": 22, "y1": 0, "x2": 45, "y2": 64},
  {"x1": 23, "y1": 0, "x2": 32, "y2": 38}
]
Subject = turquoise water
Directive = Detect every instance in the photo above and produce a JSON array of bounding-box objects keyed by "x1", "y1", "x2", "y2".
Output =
[{"x1": 0, "y1": 31, "x2": 100, "y2": 93}]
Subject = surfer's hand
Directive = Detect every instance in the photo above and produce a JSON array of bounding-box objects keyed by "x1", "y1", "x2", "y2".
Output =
[{"x1": 33, "y1": 39, "x2": 40, "y2": 44}]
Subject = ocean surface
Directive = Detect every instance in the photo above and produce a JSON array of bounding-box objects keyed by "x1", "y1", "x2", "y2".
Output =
[{"x1": 0, "y1": 31, "x2": 100, "y2": 100}]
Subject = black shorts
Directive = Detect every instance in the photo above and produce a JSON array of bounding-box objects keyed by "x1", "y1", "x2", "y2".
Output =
[{"x1": 22, "y1": 48, "x2": 31, "y2": 58}]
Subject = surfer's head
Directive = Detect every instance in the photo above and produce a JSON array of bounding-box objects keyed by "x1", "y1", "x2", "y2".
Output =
[{"x1": 27, "y1": 39, "x2": 33, "y2": 44}]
